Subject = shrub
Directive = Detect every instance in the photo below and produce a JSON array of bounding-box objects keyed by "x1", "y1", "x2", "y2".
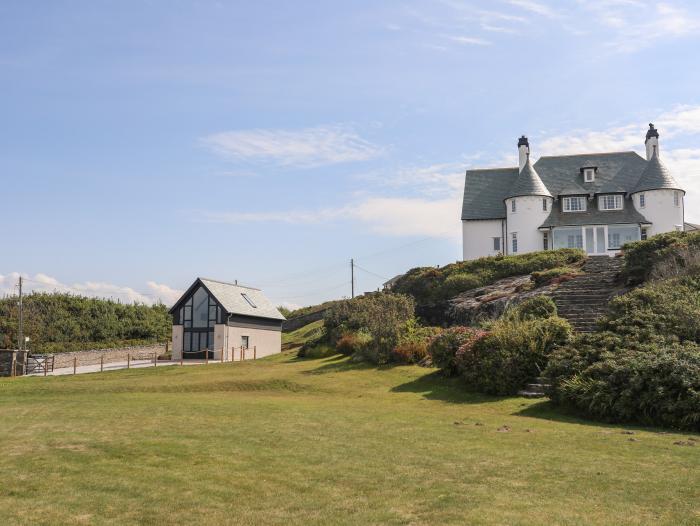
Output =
[
  {"x1": 512, "y1": 296, "x2": 558, "y2": 320},
  {"x1": 531, "y1": 267, "x2": 581, "y2": 287},
  {"x1": 442, "y1": 273, "x2": 486, "y2": 296},
  {"x1": 428, "y1": 326, "x2": 482, "y2": 375},
  {"x1": 391, "y1": 342, "x2": 429, "y2": 365},
  {"x1": 546, "y1": 333, "x2": 700, "y2": 430},
  {"x1": 460, "y1": 316, "x2": 572, "y2": 395},
  {"x1": 622, "y1": 230, "x2": 700, "y2": 284},
  {"x1": 336, "y1": 333, "x2": 363, "y2": 356},
  {"x1": 298, "y1": 343, "x2": 337, "y2": 359}
]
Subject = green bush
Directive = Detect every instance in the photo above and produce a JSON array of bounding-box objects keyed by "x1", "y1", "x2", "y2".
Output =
[
  {"x1": 297, "y1": 343, "x2": 337, "y2": 359},
  {"x1": 546, "y1": 333, "x2": 700, "y2": 430},
  {"x1": 390, "y1": 342, "x2": 429, "y2": 365},
  {"x1": 427, "y1": 326, "x2": 484, "y2": 375},
  {"x1": 623, "y1": 230, "x2": 700, "y2": 284},
  {"x1": 530, "y1": 267, "x2": 582, "y2": 287},
  {"x1": 512, "y1": 296, "x2": 558, "y2": 320},
  {"x1": 460, "y1": 315, "x2": 572, "y2": 395},
  {"x1": 601, "y1": 271, "x2": 700, "y2": 343},
  {"x1": 324, "y1": 293, "x2": 416, "y2": 364}
]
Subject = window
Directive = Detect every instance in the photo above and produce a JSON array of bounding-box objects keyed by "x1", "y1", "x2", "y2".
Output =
[
  {"x1": 583, "y1": 168, "x2": 595, "y2": 183},
  {"x1": 641, "y1": 228, "x2": 648, "y2": 241},
  {"x1": 542, "y1": 198, "x2": 548, "y2": 211},
  {"x1": 511, "y1": 232, "x2": 518, "y2": 253},
  {"x1": 543, "y1": 232, "x2": 549, "y2": 250},
  {"x1": 674, "y1": 191, "x2": 680, "y2": 207},
  {"x1": 241, "y1": 336, "x2": 249, "y2": 349},
  {"x1": 608, "y1": 225, "x2": 640, "y2": 249},
  {"x1": 599, "y1": 194, "x2": 623, "y2": 211},
  {"x1": 511, "y1": 200, "x2": 516, "y2": 213},
  {"x1": 563, "y1": 196, "x2": 586, "y2": 212},
  {"x1": 639, "y1": 193, "x2": 646, "y2": 208},
  {"x1": 608, "y1": 232, "x2": 621, "y2": 249},
  {"x1": 241, "y1": 293, "x2": 257, "y2": 308},
  {"x1": 567, "y1": 233, "x2": 583, "y2": 249},
  {"x1": 493, "y1": 237, "x2": 501, "y2": 251}
]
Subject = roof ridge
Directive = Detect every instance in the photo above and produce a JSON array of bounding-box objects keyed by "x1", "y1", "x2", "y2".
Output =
[
  {"x1": 466, "y1": 166, "x2": 518, "y2": 172},
  {"x1": 537, "y1": 151, "x2": 638, "y2": 159},
  {"x1": 199, "y1": 277, "x2": 260, "y2": 291}
]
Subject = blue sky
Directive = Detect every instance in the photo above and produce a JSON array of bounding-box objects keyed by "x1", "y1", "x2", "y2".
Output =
[{"x1": 2, "y1": 0, "x2": 700, "y2": 308}]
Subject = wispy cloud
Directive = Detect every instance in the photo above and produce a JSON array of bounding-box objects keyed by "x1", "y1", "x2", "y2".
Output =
[
  {"x1": 200, "y1": 125, "x2": 383, "y2": 168},
  {"x1": 506, "y1": 0, "x2": 560, "y2": 18},
  {"x1": 0, "y1": 273, "x2": 182, "y2": 305},
  {"x1": 445, "y1": 35, "x2": 492, "y2": 46}
]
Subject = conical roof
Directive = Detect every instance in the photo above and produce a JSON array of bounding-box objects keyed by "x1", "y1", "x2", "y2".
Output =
[
  {"x1": 631, "y1": 152, "x2": 683, "y2": 194},
  {"x1": 505, "y1": 157, "x2": 552, "y2": 199}
]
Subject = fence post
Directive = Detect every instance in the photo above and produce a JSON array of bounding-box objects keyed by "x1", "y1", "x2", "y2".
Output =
[
  {"x1": 254, "y1": 346, "x2": 257, "y2": 360},
  {"x1": 242, "y1": 347, "x2": 245, "y2": 361},
  {"x1": 73, "y1": 356, "x2": 77, "y2": 375},
  {"x1": 101, "y1": 355, "x2": 104, "y2": 373},
  {"x1": 127, "y1": 353, "x2": 130, "y2": 369},
  {"x1": 154, "y1": 352, "x2": 157, "y2": 367},
  {"x1": 180, "y1": 353, "x2": 183, "y2": 366},
  {"x1": 11, "y1": 352, "x2": 16, "y2": 378},
  {"x1": 220, "y1": 348, "x2": 224, "y2": 364},
  {"x1": 205, "y1": 350, "x2": 209, "y2": 365},
  {"x1": 44, "y1": 357, "x2": 48, "y2": 377}
]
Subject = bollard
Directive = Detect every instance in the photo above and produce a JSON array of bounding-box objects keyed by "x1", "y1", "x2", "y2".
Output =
[
  {"x1": 73, "y1": 357, "x2": 77, "y2": 375},
  {"x1": 101, "y1": 355, "x2": 104, "y2": 373},
  {"x1": 127, "y1": 353, "x2": 131, "y2": 369}
]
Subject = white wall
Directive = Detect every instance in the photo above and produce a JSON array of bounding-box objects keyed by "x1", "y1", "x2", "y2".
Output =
[
  {"x1": 462, "y1": 219, "x2": 503, "y2": 260},
  {"x1": 631, "y1": 189, "x2": 684, "y2": 236},
  {"x1": 171, "y1": 325, "x2": 183, "y2": 360},
  {"x1": 225, "y1": 325, "x2": 282, "y2": 361},
  {"x1": 505, "y1": 196, "x2": 552, "y2": 255}
]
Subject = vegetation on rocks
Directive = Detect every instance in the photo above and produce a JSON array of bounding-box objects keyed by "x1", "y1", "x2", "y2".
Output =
[
  {"x1": 622, "y1": 230, "x2": 700, "y2": 284},
  {"x1": 0, "y1": 292, "x2": 170, "y2": 353}
]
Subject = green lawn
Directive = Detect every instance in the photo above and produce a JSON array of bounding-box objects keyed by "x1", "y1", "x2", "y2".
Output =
[{"x1": 1, "y1": 350, "x2": 698, "y2": 525}]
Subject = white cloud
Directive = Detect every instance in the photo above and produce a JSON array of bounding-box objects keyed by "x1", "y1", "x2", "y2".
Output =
[
  {"x1": 506, "y1": 0, "x2": 560, "y2": 18},
  {"x1": 200, "y1": 125, "x2": 383, "y2": 168},
  {"x1": 446, "y1": 35, "x2": 492, "y2": 46},
  {"x1": 0, "y1": 273, "x2": 182, "y2": 306}
]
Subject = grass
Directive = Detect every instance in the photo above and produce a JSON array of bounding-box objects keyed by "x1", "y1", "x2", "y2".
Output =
[
  {"x1": 1, "y1": 347, "x2": 698, "y2": 525},
  {"x1": 281, "y1": 319, "x2": 323, "y2": 351}
]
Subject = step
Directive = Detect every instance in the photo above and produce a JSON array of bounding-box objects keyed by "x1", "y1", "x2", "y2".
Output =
[
  {"x1": 526, "y1": 383, "x2": 551, "y2": 390},
  {"x1": 517, "y1": 390, "x2": 547, "y2": 398}
]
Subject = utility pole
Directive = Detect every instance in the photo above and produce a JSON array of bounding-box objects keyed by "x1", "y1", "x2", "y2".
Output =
[
  {"x1": 18, "y1": 276, "x2": 23, "y2": 351},
  {"x1": 350, "y1": 258, "x2": 355, "y2": 299}
]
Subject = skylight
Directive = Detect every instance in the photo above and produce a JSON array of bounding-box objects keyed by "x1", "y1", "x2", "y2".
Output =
[{"x1": 241, "y1": 293, "x2": 257, "y2": 308}]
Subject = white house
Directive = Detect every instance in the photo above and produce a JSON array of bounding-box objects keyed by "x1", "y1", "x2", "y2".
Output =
[
  {"x1": 461, "y1": 124, "x2": 686, "y2": 260},
  {"x1": 169, "y1": 278, "x2": 285, "y2": 361}
]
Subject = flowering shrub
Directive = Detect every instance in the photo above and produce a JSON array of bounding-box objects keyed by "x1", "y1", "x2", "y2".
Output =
[{"x1": 428, "y1": 327, "x2": 486, "y2": 375}]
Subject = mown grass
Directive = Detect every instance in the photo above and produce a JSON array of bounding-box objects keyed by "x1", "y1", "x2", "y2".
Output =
[{"x1": 1, "y1": 348, "x2": 698, "y2": 525}]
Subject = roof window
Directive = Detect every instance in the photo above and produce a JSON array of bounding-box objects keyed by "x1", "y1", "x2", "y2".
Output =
[
  {"x1": 241, "y1": 293, "x2": 257, "y2": 308},
  {"x1": 582, "y1": 167, "x2": 597, "y2": 183}
]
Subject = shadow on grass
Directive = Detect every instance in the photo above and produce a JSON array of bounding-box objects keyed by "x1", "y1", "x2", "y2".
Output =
[
  {"x1": 391, "y1": 371, "x2": 506, "y2": 405},
  {"x1": 302, "y1": 356, "x2": 376, "y2": 375}
]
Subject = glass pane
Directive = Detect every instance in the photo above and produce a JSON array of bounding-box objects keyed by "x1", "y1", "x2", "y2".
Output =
[
  {"x1": 596, "y1": 227, "x2": 605, "y2": 253},
  {"x1": 184, "y1": 333, "x2": 191, "y2": 352},
  {"x1": 608, "y1": 225, "x2": 640, "y2": 249},
  {"x1": 209, "y1": 305, "x2": 217, "y2": 321},
  {"x1": 552, "y1": 228, "x2": 582, "y2": 250},
  {"x1": 192, "y1": 287, "x2": 209, "y2": 328},
  {"x1": 208, "y1": 330, "x2": 215, "y2": 350},
  {"x1": 585, "y1": 228, "x2": 594, "y2": 253}
]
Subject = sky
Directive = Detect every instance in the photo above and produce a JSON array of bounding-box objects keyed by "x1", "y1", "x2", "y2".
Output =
[{"x1": 2, "y1": 0, "x2": 700, "y2": 309}]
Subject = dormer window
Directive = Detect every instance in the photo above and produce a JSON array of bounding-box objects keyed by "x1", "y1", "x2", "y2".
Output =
[
  {"x1": 563, "y1": 196, "x2": 586, "y2": 212},
  {"x1": 599, "y1": 194, "x2": 623, "y2": 211},
  {"x1": 583, "y1": 168, "x2": 596, "y2": 183}
]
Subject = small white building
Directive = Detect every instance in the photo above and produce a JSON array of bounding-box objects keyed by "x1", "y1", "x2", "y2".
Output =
[
  {"x1": 461, "y1": 124, "x2": 686, "y2": 260},
  {"x1": 169, "y1": 278, "x2": 285, "y2": 361}
]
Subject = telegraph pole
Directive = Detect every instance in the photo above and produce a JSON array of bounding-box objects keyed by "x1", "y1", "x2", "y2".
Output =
[
  {"x1": 18, "y1": 276, "x2": 23, "y2": 351},
  {"x1": 350, "y1": 259, "x2": 355, "y2": 299}
]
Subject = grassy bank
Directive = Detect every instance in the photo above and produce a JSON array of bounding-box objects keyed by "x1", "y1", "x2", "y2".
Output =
[{"x1": 1, "y1": 350, "x2": 698, "y2": 525}]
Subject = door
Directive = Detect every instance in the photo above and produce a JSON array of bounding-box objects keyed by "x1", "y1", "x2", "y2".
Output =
[{"x1": 583, "y1": 226, "x2": 608, "y2": 255}]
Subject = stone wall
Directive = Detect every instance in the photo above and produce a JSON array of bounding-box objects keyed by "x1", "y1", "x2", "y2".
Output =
[
  {"x1": 282, "y1": 309, "x2": 327, "y2": 332},
  {"x1": 48, "y1": 344, "x2": 167, "y2": 370},
  {"x1": 0, "y1": 350, "x2": 28, "y2": 377}
]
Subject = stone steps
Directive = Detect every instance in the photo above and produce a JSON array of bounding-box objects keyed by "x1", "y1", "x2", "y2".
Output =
[{"x1": 553, "y1": 256, "x2": 624, "y2": 333}]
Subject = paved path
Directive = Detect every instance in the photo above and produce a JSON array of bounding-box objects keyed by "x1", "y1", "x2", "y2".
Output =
[{"x1": 26, "y1": 359, "x2": 212, "y2": 377}]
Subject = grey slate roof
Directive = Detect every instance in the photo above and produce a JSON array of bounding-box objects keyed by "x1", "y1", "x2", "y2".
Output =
[
  {"x1": 539, "y1": 197, "x2": 650, "y2": 228},
  {"x1": 461, "y1": 150, "x2": 683, "y2": 224},
  {"x1": 630, "y1": 152, "x2": 684, "y2": 194},
  {"x1": 504, "y1": 158, "x2": 552, "y2": 199},
  {"x1": 169, "y1": 278, "x2": 285, "y2": 320},
  {"x1": 461, "y1": 167, "x2": 517, "y2": 220},
  {"x1": 200, "y1": 278, "x2": 285, "y2": 320}
]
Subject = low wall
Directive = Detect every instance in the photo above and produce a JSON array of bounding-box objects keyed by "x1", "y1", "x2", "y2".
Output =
[
  {"x1": 0, "y1": 350, "x2": 28, "y2": 377},
  {"x1": 282, "y1": 309, "x2": 327, "y2": 332},
  {"x1": 47, "y1": 344, "x2": 167, "y2": 370}
]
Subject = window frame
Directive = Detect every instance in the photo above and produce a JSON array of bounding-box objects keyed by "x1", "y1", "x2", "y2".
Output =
[
  {"x1": 241, "y1": 293, "x2": 257, "y2": 309},
  {"x1": 639, "y1": 193, "x2": 646, "y2": 208},
  {"x1": 674, "y1": 191, "x2": 680, "y2": 207},
  {"x1": 511, "y1": 232, "x2": 518, "y2": 253},
  {"x1": 543, "y1": 231, "x2": 549, "y2": 250},
  {"x1": 583, "y1": 168, "x2": 595, "y2": 183},
  {"x1": 562, "y1": 196, "x2": 586, "y2": 213},
  {"x1": 511, "y1": 199, "x2": 516, "y2": 213},
  {"x1": 599, "y1": 194, "x2": 623, "y2": 211},
  {"x1": 542, "y1": 198, "x2": 548, "y2": 211},
  {"x1": 641, "y1": 227, "x2": 648, "y2": 241},
  {"x1": 492, "y1": 237, "x2": 501, "y2": 252}
]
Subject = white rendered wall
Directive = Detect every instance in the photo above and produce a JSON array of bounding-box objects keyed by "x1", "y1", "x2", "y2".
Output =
[
  {"x1": 505, "y1": 196, "x2": 553, "y2": 255},
  {"x1": 462, "y1": 220, "x2": 503, "y2": 260},
  {"x1": 225, "y1": 325, "x2": 282, "y2": 361},
  {"x1": 171, "y1": 325, "x2": 183, "y2": 360},
  {"x1": 631, "y1": 189, "x2": 684, "y2": 236}
]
